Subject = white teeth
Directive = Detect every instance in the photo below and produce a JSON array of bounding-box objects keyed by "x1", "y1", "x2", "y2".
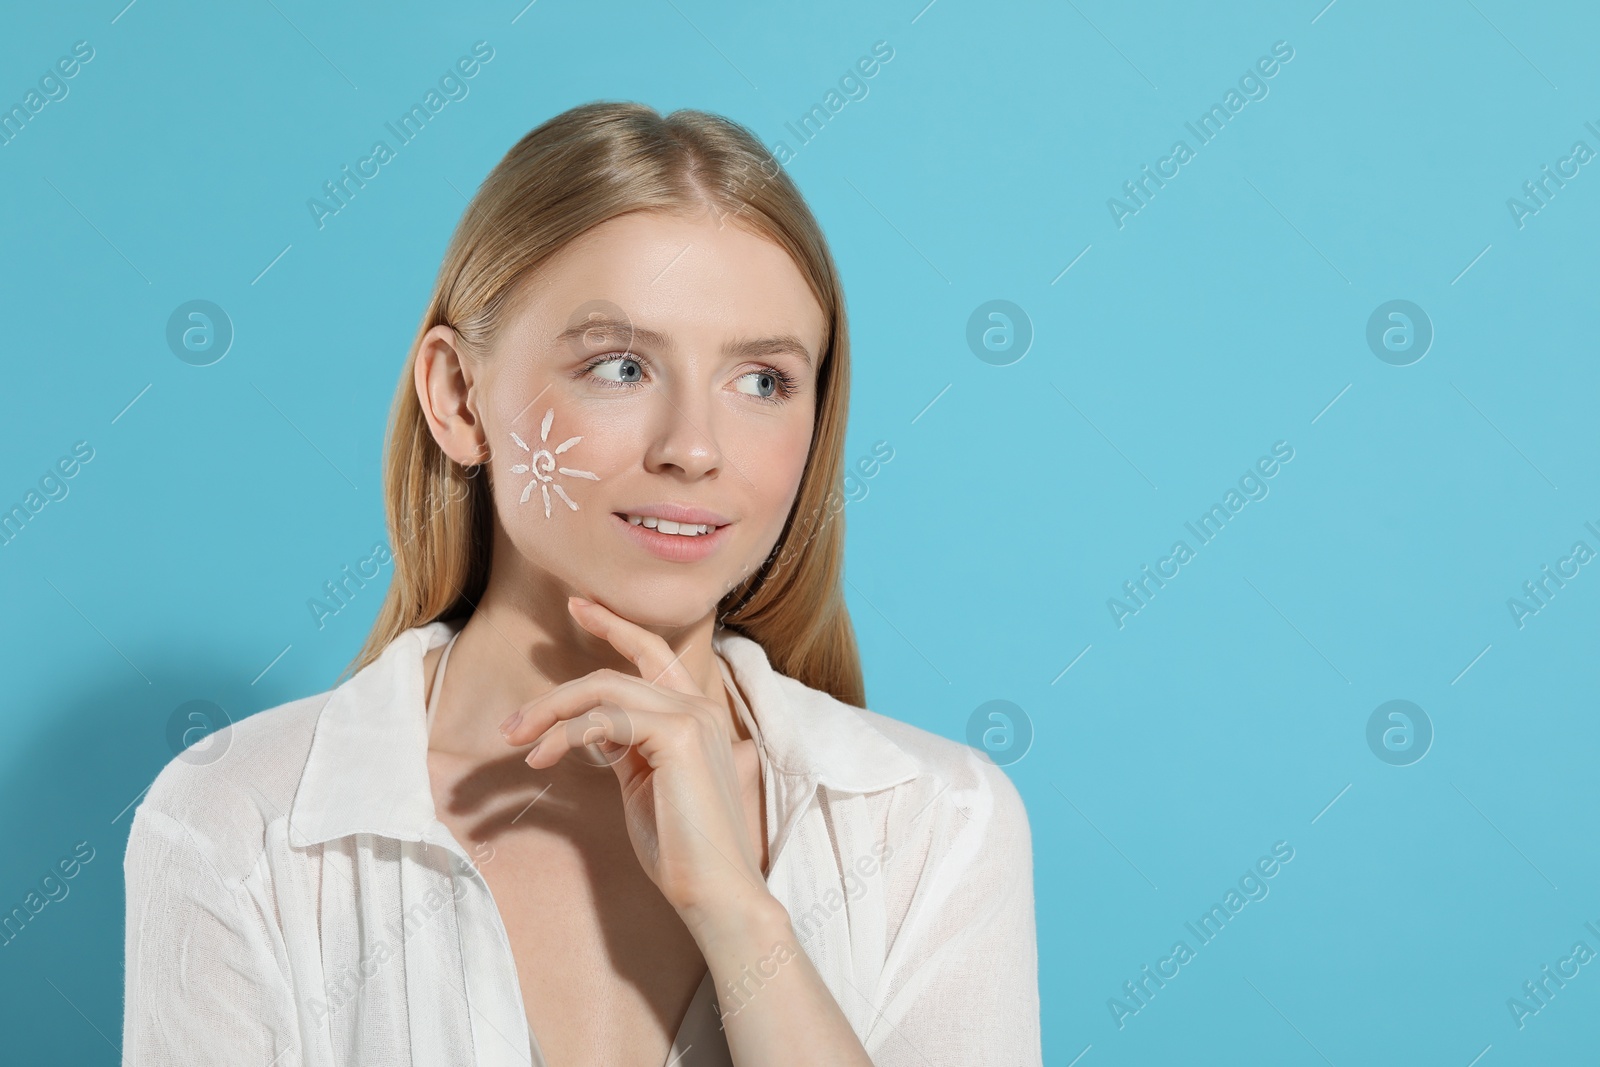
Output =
[{"x1": 625, "y1": 514, "x2": 713, "y2": 536}]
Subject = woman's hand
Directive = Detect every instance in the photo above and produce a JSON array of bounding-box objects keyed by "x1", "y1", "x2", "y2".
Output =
[{"x1": 498, "y1": 595, "x2": 771, "y2": 935}]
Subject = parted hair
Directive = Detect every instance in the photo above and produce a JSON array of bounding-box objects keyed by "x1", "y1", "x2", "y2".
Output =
[{"x1": 344, "y1": 101, "x2": 868, "y2": 707}]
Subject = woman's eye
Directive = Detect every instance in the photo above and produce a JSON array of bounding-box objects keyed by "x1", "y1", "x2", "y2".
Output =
[
  {"x1": 590, "y1": 355, "x2": 643, "y2": 383},
  {"x1": 735, "y1": 370, "x2": 779, "y2": 399}
]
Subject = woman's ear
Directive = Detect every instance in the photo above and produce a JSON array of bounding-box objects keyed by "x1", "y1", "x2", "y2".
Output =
[{"x1": 416, "y1": 324, "x2": 489, "y2": 466}]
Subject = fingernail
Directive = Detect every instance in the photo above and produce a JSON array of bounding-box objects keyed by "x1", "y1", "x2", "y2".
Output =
[
  {"x1": 499, "y1": 710, "x2": 522, "y2": 737},
  {"x1": 526, "y1": 740, "x2": 542, "y2": 764},
  {"x1": 569, "y1": 595, "x2": 592, "y2": 608}
]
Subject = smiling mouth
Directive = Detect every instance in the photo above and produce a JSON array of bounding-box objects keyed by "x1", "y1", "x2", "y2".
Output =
[{"x1": 617, "y1": 513, "x2": 726, "y2": 538}]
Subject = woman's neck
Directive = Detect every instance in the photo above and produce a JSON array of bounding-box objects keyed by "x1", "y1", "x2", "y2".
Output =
[{"x1": 423, "y1": 583, "x2": 741, "y2": 764}]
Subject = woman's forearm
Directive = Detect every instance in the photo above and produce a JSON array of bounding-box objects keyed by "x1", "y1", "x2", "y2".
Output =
[{"x1": 688, "y1": 891, "x2": 876, "y2": 1067}]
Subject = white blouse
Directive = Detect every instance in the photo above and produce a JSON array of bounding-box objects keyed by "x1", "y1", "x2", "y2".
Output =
[{"x1": 121, "y1": 620, "x2": 1042, "y2": 1065}]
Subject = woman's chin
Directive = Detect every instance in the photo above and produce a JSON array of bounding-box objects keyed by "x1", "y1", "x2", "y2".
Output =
[{"x1": 581, "y1": 589, "x2": 718, "y2": 634}]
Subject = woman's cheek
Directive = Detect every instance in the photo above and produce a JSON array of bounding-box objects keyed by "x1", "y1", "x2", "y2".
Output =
[{"x1": 496, "y1": 403, "x2": 607, "y2": 521}]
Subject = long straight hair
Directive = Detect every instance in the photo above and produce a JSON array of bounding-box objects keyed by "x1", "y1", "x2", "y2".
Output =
[{"x1": 343, "y1": 101, "x2": 867, "y2": 707}]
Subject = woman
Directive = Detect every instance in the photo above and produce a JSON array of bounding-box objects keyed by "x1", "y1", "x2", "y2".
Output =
[{"x1": 122, "y1": 102, "x2": 1041, "y2": 1066}]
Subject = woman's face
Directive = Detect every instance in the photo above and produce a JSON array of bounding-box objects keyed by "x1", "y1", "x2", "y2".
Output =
[{"x1": 452, "y1": 207, "x2": 825, "y2": 630}]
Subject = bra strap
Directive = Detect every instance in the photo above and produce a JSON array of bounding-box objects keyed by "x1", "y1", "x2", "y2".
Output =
[
  {"x1": 424, "y1": 629, "x2": 462, "y2": 740},
  {"x1": 715, "y1": 653, "x2": 762, "y2": 748}
]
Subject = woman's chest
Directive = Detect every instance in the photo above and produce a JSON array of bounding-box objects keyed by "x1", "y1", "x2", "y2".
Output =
[
  {"x1": 424, "y1": 750, "x2": 764, "y2": 1066},
  {"x1": 480, "y1": 826, "x2": 709, "y2": 1066}
]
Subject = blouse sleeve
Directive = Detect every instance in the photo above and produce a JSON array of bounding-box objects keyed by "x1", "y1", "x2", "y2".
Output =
[
  {"x1": 122, "y1": 805, "x2": 299, "y2": 1065},
  {"x1": 867, "y1": 755, "x2": 1043, "y2": 1067}
]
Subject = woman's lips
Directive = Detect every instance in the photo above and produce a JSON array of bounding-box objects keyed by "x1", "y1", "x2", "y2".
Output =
[{"x1": 611, "y1": 512, "x2": 732, "y2": 562}]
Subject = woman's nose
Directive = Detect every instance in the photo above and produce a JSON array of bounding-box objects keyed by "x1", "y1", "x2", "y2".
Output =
[{"x1": 642, "y1": 390, "x2": 723, "y2": 479}]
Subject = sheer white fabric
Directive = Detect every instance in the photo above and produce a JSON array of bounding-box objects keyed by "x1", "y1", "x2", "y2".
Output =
[{"x1": 121, "y1": 620, "x2": 1042, "y2": 1065}]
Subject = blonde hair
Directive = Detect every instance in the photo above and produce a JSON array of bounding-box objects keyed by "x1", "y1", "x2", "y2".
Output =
[{"x1": 343, "y1": 101, "x2": 868, "y2": 707}]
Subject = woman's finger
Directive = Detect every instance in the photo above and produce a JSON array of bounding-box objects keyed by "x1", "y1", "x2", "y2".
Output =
[
  {"x1": 567, "y1": 595, "x2": 703, "y2": 697},
  {"x1": 499, "y1": 669, "x2": 710, "y2": 747},
  {"x1": 525, "y1": 702, "x2": 699, "y2": 771}
]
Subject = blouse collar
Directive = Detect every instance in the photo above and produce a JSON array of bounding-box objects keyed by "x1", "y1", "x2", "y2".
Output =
[{"x1": 286, "y1": 620, "x2": 920, "y2": 849}]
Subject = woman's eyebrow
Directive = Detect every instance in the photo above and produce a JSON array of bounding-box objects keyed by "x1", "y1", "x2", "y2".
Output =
[
  {"x1": 554, "y1": 316, "x2": 812, "y2": 368},
  {"x1": 725, "y1": 334, "x2": 813, "y2": 368}
]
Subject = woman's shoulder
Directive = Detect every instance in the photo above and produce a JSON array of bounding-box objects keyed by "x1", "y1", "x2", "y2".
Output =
[
  {"x1": 759, "y1": 659, "x2": 1031, "y2": 845},
  {"x1": 778, "y1": 684, "x2": 1036, "y2": 910},
  {"x1": 851, "y1": 701, "x2": 1031, "y2": 831},
  {"x1": 127, "y1": 689, "x2": 334, "y2": 885}
]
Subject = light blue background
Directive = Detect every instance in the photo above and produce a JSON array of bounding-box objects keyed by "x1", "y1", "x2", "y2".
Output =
[{"x1": 3, "y1": 0, "x2": 1597, "y2": 1062}]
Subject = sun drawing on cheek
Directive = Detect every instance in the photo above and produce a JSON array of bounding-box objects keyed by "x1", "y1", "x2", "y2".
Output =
[{"x1": 509, "y1": 407, "x2": 599, "y2": 518}]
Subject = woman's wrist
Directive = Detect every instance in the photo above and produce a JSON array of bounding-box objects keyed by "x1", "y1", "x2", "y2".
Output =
[{"x1": 680, "y1": 883, "x2": 794, "y2": 957}]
